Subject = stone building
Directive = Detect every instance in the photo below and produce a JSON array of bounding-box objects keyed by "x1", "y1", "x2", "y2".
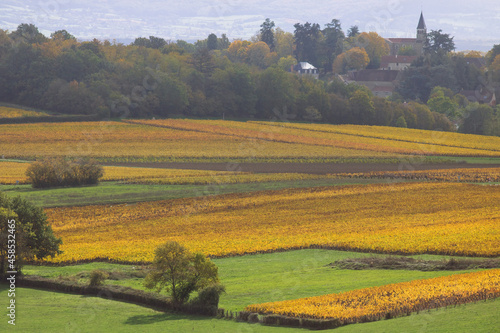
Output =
[{"x1": 385, "y1": 12, "x2": 427, "y2": 56}]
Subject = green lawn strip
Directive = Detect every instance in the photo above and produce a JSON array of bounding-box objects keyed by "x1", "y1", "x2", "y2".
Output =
[
  {"x1": 0, "y1": 178, "x2": 401, "y2": 208},
  {"x1": 23, "y1": 249, "x2": 488, "y2": 312},
  {"x1": 424, "y1": 155, "x2": 500, "y2": 164}
]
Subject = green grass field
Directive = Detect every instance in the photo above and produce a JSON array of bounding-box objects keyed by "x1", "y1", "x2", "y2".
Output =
[
  {"x1": 3, "y1": 249, "x2": 499, "y2": 332},
  {"x1": 0, "y1": 286, "x2": 498, "y2": 333},
  {"x1": 0, "y1": 178, "x2": 398, "y2": 208}
]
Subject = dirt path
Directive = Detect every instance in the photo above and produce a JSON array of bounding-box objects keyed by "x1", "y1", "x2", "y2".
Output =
[{"x1": 105, "y1": 162, "x2": 499, "y2": 175}]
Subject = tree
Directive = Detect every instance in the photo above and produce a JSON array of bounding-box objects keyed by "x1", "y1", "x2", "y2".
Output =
[
  {"x1": 10, "y1": 23, "x2": 47, "y2": 44},
  {"x1": 247, "y1": 41, "x2": 271, "y2": 68},
  {"x1": 332, "y1": 47, "x2": 369, "y2": 73},
  {"x1": 491, "y1": 54, "x2": 500, "y2": 72},
  {"x1": 426, "y1": 30, "x2": 455, "y2": 54},
  {"x1": 322, "y1": 19, "x2": 345, "y2": 71},
  {"x1": 349, "y1": 89, "x2": 374, "y2": 124},
  {"x1": 398, "y1": 46, "x2": 417, "y2": 56},
  {"x1": 256, "y1": 67, "x2": 298, "y2": 119},
  {"x1": 395, "y1": 115, "x2": 407, "y2": 128},
  {"x1": 293, "y1": 22, "x2": 321, "y2": 65},
  {"x1": 50, "y1": 30, "x2": 75, "y2": 41},
  {"x1": 144, "y1": 241, "x2": 220, "y2": 305},
  {"x1": 190, "y1": 47, "x2": 215, "y2": 75},
  {"x1": 207, "y1": 33, "x2": 218, "y2": 51},
  {"x1": 274, "y1": 28, "x2": 294, "y2": 58},
  {"x1": 347, "y1": 26, "x2": 359, "y2": 38},
  {"x1": 260, "y1": 18, "x2": 275, "y2": 50},
  {"x1": 0, "y1": 192, "x2": 62, "y2": 276},
  {"x1": 461, "y1": 103, "x2": 494, "y2": 135},
  {"x1": 486, "y1": 44, "x2": 500, "y2": 65},
  {"x1": 427, "y1": 87, "x2": 460, "y2": 119},
  {"x1": 354, "y1": 32, "x2": 390, "y2": 68}
]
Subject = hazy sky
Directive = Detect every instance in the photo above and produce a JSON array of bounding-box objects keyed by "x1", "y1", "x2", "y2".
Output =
[{"x1": 1, "y1": 0, "x2": 498, "y2": 51}]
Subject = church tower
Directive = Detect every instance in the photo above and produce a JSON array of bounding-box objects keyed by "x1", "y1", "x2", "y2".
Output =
[{"x1": 416, "y1": 11, "x2": 427, "y2": 42}]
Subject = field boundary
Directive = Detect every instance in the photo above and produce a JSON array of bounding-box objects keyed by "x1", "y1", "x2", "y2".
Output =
[
  {"x1": 15, "y1": 275, "x2": 220, "y2": 317},
  {"x1": 104, "y1": 162, "x2": 499, "y2": 174}
]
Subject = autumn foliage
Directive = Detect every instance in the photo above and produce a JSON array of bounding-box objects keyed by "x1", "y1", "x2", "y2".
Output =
[
  {"x1": 26, "y1": 157, "x2": 103, "y2": 188},
  {"x1": 245, "y1": 269, "x2": 500, "y2": 324}
]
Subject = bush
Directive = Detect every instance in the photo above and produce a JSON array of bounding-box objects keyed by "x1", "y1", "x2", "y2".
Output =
[
  {"x1": 89, "y1": 270, "x2": 109, "y2": 286},
  {"x1": 190, "y1": 283, "x2": 226, "y2": 308},
  {"x1": 25, "y1": 157, "x2": 104, "y2": 188}
]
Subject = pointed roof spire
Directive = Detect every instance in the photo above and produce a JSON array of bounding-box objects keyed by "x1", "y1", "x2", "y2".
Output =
[{"x1": 417, "y1": 12, "x2": 426, "y2": 30}]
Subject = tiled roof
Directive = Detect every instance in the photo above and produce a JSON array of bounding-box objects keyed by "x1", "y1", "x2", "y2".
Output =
[
  {"x1": 349, "y1": 70, "x2": 400, "y2": 82},
  {"x1": 386, "y1": 38, "x2": 418, "y2": 44},
  {"x1": 380, "y1": 55, "x2": 417, "y2": 64}
]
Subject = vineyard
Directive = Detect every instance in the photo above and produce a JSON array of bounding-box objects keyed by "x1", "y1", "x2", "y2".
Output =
[
  {"x1": 2, "y1": 119, "x2": 500, "y2": 163},
  {"x1": 42, "y1": 182, "x2": 500, "y2": 263},
  {"x1": 2, "y1": 160, "x2": 500, "y2": 185},
  {"x1": 245, "y1": 269, "x2": 500, "y2": 324},
  {"x1": 0, "y1": 106, "x2": 49, "y2": 118},
  {"x1": 1, "y1": 119, "x2": 499, "y2": 331}
]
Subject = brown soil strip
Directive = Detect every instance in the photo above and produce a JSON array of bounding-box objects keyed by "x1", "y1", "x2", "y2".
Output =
[{"x1": 103, "y1": 162, "x2": 499, "y2": 175}]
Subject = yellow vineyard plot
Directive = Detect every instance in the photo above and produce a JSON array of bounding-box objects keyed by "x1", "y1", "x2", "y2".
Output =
[
  {"x1": 245, "y1": 269, "x2": 500, "y2": 324},
  {"x1": 0, "y1": 162, "x2": 332, "y2": 185},
  {"x1": 250, "y1": 121, "x2": 500, "y2": 155},
  {"x1": 43, "y1": 182, "x2": 500, "y2": 263},
  {"x1": 143, "y1": 118, "x2": 500, "y2": 156},
  {"x1": 0, "y1": 121, "x2": 397, "y2": 161},
  {"x1": 0, "y1": 106, "x2": 49, "y2": 118}
]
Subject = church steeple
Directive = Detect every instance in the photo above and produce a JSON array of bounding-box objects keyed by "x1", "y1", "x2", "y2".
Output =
[{"x1": 417, "y1": 11, "x2": 427, "y2": 41}]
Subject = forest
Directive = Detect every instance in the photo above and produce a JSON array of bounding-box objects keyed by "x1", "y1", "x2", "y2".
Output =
[{"x1": 0, "y1": 21, "x2": 499, "y2": 136}]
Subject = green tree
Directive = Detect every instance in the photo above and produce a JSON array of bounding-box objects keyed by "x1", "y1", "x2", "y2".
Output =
[
  {"x1": 255, "y1": 67, "x2": 298, "y2": 119},
  {"x1": 486, "y1": 44, "x2": 500, "y2": 65},
  {"x1": 398, "y1": 46, "x2": 417, "y2": 56},
  {"x1": 274, "y1": 28, "x2": 294, "y2": 58},
  {"x1": 427, "y1": 87, "x2": 460, "y2": 119},
  {"x1": 347, "y1": 26, "x2": 359, "y2": 38},
  {"x1": 425, "y1": 30, "x2": 455, "y2": 54},
  {"x1": 410, "y1": 102, "x2": 435, "y2": 130},
  {"x1": 0, "y1": 192, "x2": 62, "y2": 276},
  {"x1": 50, "y1": 30, "x2": 75, "y2": 41},
  {"x1": 144, "y1": 241, "x2": 220, "y2": 305},
  {"x1": 293, "y1": 22, "x2": 321, "y2": 65},
  {"x1": 260, "y1": 18, "x2": 275, "y2": 50},
  {"x1": 207, "y1": 33, "x2": 218, "y2": 51},
  {"x1": 395, "y1": 115, "x2": 407, "y2": 128},
  {"x1": 349, "y1": 89, "x2": 374, "y2": 124},
  {"x1": 10, "y1": 23, "x2": 47, "y2": 44},
  {"x1": 321, "y1": 19, "x2": 345, "y2": 71},
  {"x1": 461, "y1": 103, "x2": 494, "y2": 135}
]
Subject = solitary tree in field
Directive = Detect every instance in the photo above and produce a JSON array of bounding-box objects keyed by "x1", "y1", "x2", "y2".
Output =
[
  {"x1": 144, "y1": 241, "x2": 221, "y2": 305},
  {"x1": 0, "y1": 192, "x2": 62, "y2": 277}
]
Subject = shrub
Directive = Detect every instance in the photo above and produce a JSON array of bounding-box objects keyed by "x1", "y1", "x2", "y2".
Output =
[
  {"x1": 191, "y1": 283, "x2": 226, "y2": 308},
  {"x1": 89, "y1": 270, "x2": 108, "y2": 286},
  {"x1": 25, "y1": 157, "x2": 103, "y2": 188}
]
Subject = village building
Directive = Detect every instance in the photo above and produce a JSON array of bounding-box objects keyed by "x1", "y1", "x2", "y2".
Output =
[
  {"x1": 342, "y1": 13, "x2": 427, "y2": 97},
  {"x1": 291, "y1": 62, "x2": 319, "y2": 79},
  {"x1": 343, "y1": 70, "x2": 402, "y2": 98},
  {"x1": 385, "y1": 12, "x2": 427, "y2": 56},
  {"x1": 379, "y1": 55, "x2": 418, "y2": 71}
]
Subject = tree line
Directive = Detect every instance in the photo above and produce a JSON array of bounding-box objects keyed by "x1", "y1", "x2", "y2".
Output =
[{"x1": 0, "y1": 23, "x2": 499, "y2": 135}]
